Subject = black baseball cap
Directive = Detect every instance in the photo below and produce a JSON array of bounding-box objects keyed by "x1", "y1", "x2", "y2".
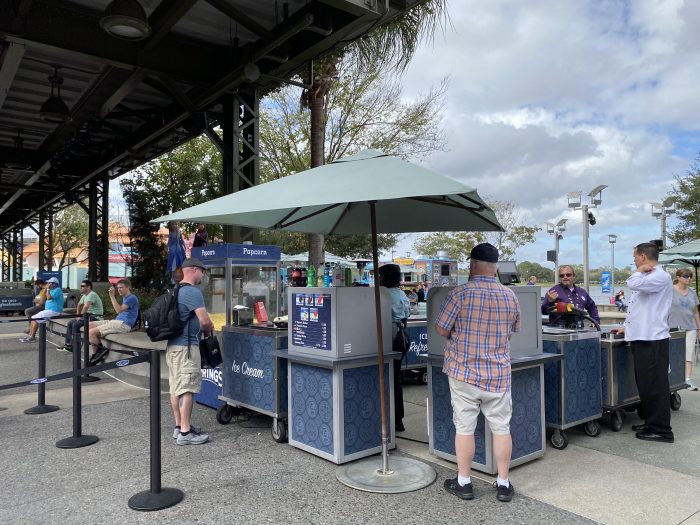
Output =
[
  {"x1": 181, "y1": 258, "x2": 206, "y2": 270},
  {"x1": 468, "y1": 243, "x2": 499, "y2": 263}
]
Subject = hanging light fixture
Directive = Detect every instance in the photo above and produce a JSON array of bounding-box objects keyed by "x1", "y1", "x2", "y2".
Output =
[
  {"x1": 5, "y1": 129, "x2": 32, "y2": 171},
  {"x1": 100, "y1": 0, "x2": 152, "y2": 40},
  {"x1": 40, "y1": 67, "x2": 71, "y2": 123}
]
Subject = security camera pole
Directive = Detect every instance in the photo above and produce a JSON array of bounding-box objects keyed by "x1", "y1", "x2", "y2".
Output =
[{"x1": 567, "y1": 185, "x2": 607, "y2": 291}]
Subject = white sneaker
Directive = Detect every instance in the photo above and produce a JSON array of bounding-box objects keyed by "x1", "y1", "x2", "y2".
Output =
[
  {"x1": 176, "y1": 429, "x2": 209, "y2": 445},
  {"x1": 686, "y1": 378, "x2": 698, "y2": 391}
]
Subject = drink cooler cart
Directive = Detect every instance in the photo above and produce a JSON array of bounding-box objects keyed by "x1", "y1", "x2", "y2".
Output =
[{"x1": 600, "y1": 330, "x2": 686, "y2": 432}]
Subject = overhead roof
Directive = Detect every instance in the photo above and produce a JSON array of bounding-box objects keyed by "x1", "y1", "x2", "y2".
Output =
[{"x1": 0, "y1": 0, "x2": 420, "y2": 235}]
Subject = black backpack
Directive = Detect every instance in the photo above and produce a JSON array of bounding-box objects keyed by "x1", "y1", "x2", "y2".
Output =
[{"x1": 143, "y1": 283, "x2": 191, "y2": 342}]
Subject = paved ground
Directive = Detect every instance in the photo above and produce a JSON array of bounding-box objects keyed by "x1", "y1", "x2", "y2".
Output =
[{"x1": 1, "y1": 316, "x2": 699, "y2": 524}]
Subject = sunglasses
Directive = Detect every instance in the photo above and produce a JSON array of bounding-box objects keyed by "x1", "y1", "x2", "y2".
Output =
[
  {"x1": 680, "y1": 275, "x2": 693, "y2": 279},
  {"x1": 559, "y1": 273, "x2": 573, "y2": 278}
]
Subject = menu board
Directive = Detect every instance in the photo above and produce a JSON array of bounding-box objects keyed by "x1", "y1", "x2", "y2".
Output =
[{"x1": 291, "y1": 292, "x2": 332, "y2": 350}]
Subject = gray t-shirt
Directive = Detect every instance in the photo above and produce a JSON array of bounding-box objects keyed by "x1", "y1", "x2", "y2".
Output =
[
  {"x1": 668, "y1": 287, "x2": 699, "y2": 330},
  {"x1": 168, "y1": 284, "x2": 205, "y2": 346}
]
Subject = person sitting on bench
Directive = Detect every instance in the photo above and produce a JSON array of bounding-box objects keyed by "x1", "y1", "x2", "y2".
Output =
[{"x1": 87, "y1": 279, "x2": 139, "y2": 365}]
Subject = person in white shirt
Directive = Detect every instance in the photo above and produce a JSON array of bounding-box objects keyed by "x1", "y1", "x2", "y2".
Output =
[{"x1": 612, "y1": 242, "x2": 674, "y2": 443}]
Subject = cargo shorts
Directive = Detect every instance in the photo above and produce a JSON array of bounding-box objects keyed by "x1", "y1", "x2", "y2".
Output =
[{"x1": 166, "y1": 344, "x2": 202, "y2": 396}]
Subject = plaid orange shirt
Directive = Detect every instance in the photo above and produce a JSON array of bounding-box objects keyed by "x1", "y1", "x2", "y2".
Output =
[{"x1": 436, "y1": 276, "x2": 521, "y2": 393}]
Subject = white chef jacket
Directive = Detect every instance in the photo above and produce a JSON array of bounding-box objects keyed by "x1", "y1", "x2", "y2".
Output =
[{"x1": 624, "y1": 266, "x2": 673, "y2": 342}]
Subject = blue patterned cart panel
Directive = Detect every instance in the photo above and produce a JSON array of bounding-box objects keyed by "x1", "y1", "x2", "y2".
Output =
[
  {"x1": 431, "y1": 366, "x2": 543, "y2": 464},
  {"x1": 343, "y1": 363, "x2": 391, "y2": 455},
  {"x1": 222, "y1": 331, "x2": 287, "y2": 415},
  {"x1": 404, "y1": 325, "x2": 428, "y2": 368},
  {"x1": 544, "y1": 338, "x2": 601, "y2": 426},
  {"x1": 290, "y1": 363, "x2": 334, "y2": 454}
]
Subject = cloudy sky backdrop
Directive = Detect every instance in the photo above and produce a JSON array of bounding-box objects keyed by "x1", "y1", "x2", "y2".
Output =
[{"x1": 394, "y1": 0, "x2": 699, "y2": 269}]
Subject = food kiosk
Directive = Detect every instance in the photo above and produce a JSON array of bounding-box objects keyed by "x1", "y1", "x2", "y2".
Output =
[
  {"x1": 542, "y1": 327, "x2": 602, "y2": 449},
  {"x1": 600, "y1": 330, "x2": 686, "y2": 431},
  {"x1": 191, "y1": 244, "x2": 289, "y2": 441},
  {"x1": 285, "y1": 286, "x2": 398, "y2": 464},
  {"x1": 426, "y1": 285, "x2": 558, "y2": 474}
]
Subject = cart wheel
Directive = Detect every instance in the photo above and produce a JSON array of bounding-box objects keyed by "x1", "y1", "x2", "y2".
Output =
[
  {"x1": 216, "y1": 404, "x2": 235, "y2": 425},
  {"x1": 609, "y1": 411, "x2": 623, "y2": 432},
  {"x1": 670, "y1": 392, "x2": 682, "y2": 411},
  {"x1": 550, "y1": 430, "x2": 568, "y2": 450},
  {"x1": 272, "y1": 419, "x2": 287, "y2": 443},
  {"x1": 584, "y1": 420, "x2": 601, "y2": 437},
  {"x1": 421, "y1": 371, "x2": 428, "y2": 385}
]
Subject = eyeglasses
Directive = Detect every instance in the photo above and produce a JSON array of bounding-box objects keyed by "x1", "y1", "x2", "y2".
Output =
[
  {"x1": 680, "y1": 275, "x2": 693, "y2": 279},
  {"x1": 79, "y1": 284, "x2": 86, "y2": 287},
  {"x1": 559, "y1": 273, "x2": 573, "y2": 278}
]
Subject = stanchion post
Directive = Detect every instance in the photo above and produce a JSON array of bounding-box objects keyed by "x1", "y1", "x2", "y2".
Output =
[
  {"x1": 24, "y1": 323, "x2": 59, "y2": 415},
  {"x1": 56, "y1": 334, "x2": 99, "y2": 449},
  {"x1": 128, "y1": 349, "x2": 183, "y2": 511},
  {"x1": 81, "y1": 313, "x2": 100, "y2": 383}
]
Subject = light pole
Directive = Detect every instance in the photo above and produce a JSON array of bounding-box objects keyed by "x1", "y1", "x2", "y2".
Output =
[
  {"x1": 650, "y1": 198, "x2": 675, "y2": 249},
  {"x1": 608, "y1": 234, "x2": 617, "y2": 304},
  {"x1": 546, "y1": 218, "x2": 567, "y2": 276},
  {"x1": 567, "y1": 185, "x2": 607, "y2": 291}
]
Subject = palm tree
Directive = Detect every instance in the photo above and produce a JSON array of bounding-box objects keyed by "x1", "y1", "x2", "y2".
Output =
[{"x1": 301, "y1": 1, "x2": 448, "y2": 269}]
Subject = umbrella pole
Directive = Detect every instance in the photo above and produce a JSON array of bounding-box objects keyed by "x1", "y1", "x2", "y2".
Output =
[{"x1": 370, "y1": 202, "x2": 390, "y2": 474}]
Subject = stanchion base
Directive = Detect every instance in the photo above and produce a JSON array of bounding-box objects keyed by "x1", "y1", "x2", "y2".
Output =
[
  {"x1": 128, "y1": 487, "x2": 184, "y2": 511},
  {"x1": 81, "y1": 375, "x2": 101, "y2": 383},
  {"x1": 56, "y1": 435, "x2": 99, "y2": 449},
  {"x1": 336, "y1": 455, "x2": 436, "y2": 494},
  {"x1": 24, "y1": 405, "x2": 60, "y2": 415}
]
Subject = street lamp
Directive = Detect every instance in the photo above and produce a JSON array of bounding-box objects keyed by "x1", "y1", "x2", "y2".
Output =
[
  {"x1": 650, "y1": 198, "x2": 675, "y2": 249},
  {"x1": 546, "y1": 218, "x2": 567, "y2": 275},
  {"x1": 568, "y1": 184, "x2": 607, "y2": 291},
  {"x1": 608, "y1": 234, "x2": 617, "y2": 304}
]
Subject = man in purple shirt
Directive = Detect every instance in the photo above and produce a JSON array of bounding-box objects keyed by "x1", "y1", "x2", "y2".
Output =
[{"x1": 541, "y1": 265, "x2": 600, "y2": 326}]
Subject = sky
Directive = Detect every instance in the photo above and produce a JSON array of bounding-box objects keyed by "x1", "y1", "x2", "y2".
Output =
[{"x1": 389, "y1": 0, "x2": 700, "y2": 269}]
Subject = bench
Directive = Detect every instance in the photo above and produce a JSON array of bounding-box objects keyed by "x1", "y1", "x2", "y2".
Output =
[{"x1": 47, "y1": 318, "x2": 169, "y2": 391}]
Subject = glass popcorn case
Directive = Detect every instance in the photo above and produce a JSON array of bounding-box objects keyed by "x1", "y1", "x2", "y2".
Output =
[{"x1": 191, "y1": 244, "x2": 283, "y2": 329}]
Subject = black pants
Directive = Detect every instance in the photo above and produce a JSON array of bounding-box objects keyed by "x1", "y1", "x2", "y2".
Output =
[
  {"x1": 65, "y1": 315, "x2": 99, "y2": 346},
  {"x1": 393, "y1": 358, "x2": 404, "y2": 423},
  {"x1": 631, "y1": 339, "x2": 673, "y2": 437}
]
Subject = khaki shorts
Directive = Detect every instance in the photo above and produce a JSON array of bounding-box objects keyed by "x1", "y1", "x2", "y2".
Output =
[
  {"x1": 448, "y1": 376, "x2": 512, "y2": 435},
  {"x1": 166, "y1": 344, "x2": 202, "y2": 396},
  {"x1": 92, "y1": 319, "x2": 131, "y2": 336}
]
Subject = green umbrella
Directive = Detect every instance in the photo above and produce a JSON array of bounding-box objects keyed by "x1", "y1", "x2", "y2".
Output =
[{"x1": 155, "y1": 149, "x2": 501, "y2": 485}]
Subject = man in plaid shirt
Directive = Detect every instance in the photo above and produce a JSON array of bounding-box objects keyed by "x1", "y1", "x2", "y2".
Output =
[{"x1": 436, "y1": 243, "x2": 521, "y2": 502}]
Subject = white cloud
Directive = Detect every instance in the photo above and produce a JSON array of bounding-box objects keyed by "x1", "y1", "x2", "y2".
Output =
[{"x1": 393, "y1": 0, "x2": 697, "y2": 270}]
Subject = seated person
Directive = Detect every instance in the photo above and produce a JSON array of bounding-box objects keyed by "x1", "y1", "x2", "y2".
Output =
[
  {"x1": 614, "y1": 290, "x2": 626, "y2": 312},
  {"x1": 23, "y1": 278, "x2": 46, "y2": 334},
  {"x1": 20, "y1": 277, "x2": 64, "y2": 343},
  {"x1": 60, "y1": 279, "x2": 104, "y2": 352},
  {"x1": 541, "y1": 265, "x2": 600, "y2": 326},
  {"x1": 88, "y1": 279, "x2": 139, "y2": 364}
]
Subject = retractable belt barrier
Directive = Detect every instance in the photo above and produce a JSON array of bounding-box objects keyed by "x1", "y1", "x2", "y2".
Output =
[
  {"x1": 0, "y1": 354, "x2": 149, "y2": 392},
  {"x1": 0, "y1": 312, "x2": 184, "y2": 511}
]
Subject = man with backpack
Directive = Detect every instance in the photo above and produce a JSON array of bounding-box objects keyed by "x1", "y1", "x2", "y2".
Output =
[{"x1": 168, "y1": 257, "x2": 214, "y2": 445}]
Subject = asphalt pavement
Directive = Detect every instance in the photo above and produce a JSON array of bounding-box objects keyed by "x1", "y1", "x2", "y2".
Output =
[{"x1": 1, "y1": 316, "x2": 699, "y2": 524}]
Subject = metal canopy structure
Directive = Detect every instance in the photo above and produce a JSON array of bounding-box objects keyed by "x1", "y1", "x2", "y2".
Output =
[{"x1": 0, "y1": 0, "x2": 421, "y2": 280}]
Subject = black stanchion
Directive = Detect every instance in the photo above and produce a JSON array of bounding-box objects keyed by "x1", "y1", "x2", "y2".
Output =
[
  {"x1": 128, "y1": 350, "x2": 183, "y2": 511},
  {"x1": 24, "y1": 323, "x2": 60, "y2": 415},
  {"x1": 56, "y1": 336, "x2": 99, "y2": 449},
  {"x1": 81, "y1": 313, "x2": 100, "y2": 383}
]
